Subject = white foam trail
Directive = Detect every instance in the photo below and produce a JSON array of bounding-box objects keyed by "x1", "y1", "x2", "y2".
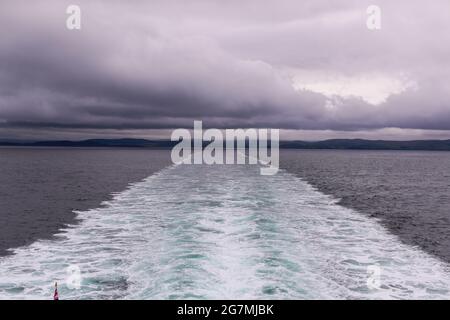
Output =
[{"x1": 0, "y1": 164, "x2": 449, "y2": 299}]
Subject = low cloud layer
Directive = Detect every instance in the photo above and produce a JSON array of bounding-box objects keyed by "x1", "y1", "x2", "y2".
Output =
[{"x1": 1, "y1": 0, "x2": 450, "y2": 139}]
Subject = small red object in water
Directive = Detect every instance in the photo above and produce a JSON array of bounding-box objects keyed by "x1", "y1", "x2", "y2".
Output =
[{"x1": 54, "y1": 282, "x2": 59, "y2": 300}]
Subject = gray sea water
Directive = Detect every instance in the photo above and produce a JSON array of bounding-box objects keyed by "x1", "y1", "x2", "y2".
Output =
[
  {"x1": 281, "y1": 150, "x2": 450, "y2": 264},
  {"x1": 0, "y1": 148, "x2": 450, "y2": 299},
  {"x1": 0, "y1": 147, "x2": 170, "y2": 256}
]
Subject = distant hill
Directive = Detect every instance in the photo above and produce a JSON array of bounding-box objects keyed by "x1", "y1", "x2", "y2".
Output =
[
  {"x1": 0, "y1": 138, "x2": 175, "y2": 148},
  {"x1": 1, "y1": 138, "x2": 450, "y2": 151},
  {"x1": 280, "y1": 139, "x2": 450, "y2": 151}
]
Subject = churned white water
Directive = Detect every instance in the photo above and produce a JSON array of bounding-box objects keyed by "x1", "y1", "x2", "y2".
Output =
[{"x1": 0, "y1": 163, "x2": 449, "y2": 299}]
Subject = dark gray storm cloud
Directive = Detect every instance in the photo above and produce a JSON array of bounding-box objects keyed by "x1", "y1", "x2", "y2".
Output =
[{"x1": 1, "y1": 0, "x2": 450, "y2": 138}]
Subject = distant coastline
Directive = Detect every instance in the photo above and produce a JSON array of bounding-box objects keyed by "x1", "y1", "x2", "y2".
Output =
[{"x1": 2, "y1": 138, "x2": 450, "y2": 151}]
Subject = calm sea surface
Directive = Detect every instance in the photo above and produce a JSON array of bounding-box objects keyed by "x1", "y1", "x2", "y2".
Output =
[
  {"x1": 281, "y1": 150, "x2": 450, "y2": 263},
  {"x1": 0, "y1": 148, "x2": 170, "y2": 256}
]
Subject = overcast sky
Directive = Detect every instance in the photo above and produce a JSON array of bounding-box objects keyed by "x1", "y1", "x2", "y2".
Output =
[{"x1": 1, "y1": 0, "x2": 450, "y2": 140}]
